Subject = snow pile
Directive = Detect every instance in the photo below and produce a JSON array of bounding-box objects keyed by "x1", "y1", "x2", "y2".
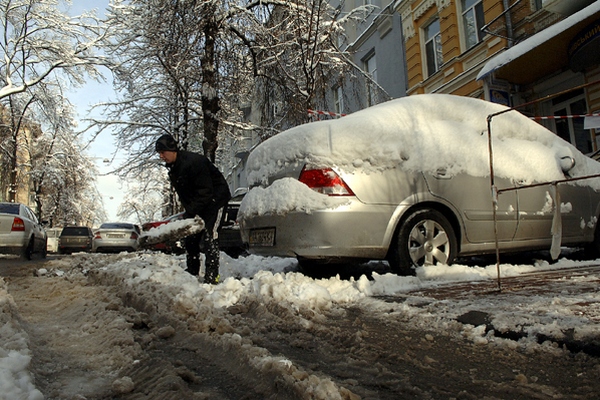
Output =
[
  {"x1": 245, "y1": 94, "x2": 600, "y2": 188},
  {"x1": 81, "y1": 251, "x2": 600, "y2": 348},
  {"x1": 138, "y1": 217, "x2": 204, "y2": 247},
  {"x1": 2, "y1": 251, "x2": 600, "y2": 398},
  {"x1": 0, "y1": 277, "x2": 43, "y2": 400},
  {"x1": 241, "y1": 178, "x2": 350, "y2": 217}
]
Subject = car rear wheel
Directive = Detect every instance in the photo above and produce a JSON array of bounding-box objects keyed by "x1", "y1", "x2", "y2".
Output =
[
  {"x1": 41, "y1": 239, "x2": 48, "y2": 259},
  {"x1": 585, "y1": 223, "x2": 600, "y2": 259},
  {"x1": 389, "y1": 209, "x2": 457, "y2": 275},
  {"x1": 21, "y1": 237, "x2": 34, "y2": 260},
  {"x1": 297, "y1": 258, "x2": 323, "y2": 276}
]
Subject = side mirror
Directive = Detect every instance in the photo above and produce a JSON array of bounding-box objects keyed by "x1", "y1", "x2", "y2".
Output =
[{"x1": 560, "y1": 156, "x2": 575, "y2": 174}]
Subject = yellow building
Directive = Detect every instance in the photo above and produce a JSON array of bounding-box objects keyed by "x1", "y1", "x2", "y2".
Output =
[
  {"x1": 0, "y1": 104, "x2": 39, "y2": 206},
  {"x1": 396, "y1": 0, "x2": 600, "y2": 154}
]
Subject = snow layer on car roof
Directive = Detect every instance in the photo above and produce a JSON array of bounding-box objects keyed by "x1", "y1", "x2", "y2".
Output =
[{"x1": 246, "y1": 94, "x2": 600, "y2": 188}]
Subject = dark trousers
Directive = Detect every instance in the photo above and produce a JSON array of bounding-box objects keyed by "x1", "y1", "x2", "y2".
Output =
[{"x1": 184, "y1": 207, "x2": 224, "y2": 283}]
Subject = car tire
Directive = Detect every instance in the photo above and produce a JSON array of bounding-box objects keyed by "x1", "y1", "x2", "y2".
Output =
[
  {"x1": 22, "y1": 237, "x2": 35, "y2": 260},
  {"x1": 297, "y1": 258, "x2": 321, "y2": 276},
  {"x1": 585, "y1": 224, "x2": 600, "y2": 259},
  {"x1": 389, "y1": 208, "x2": 457, "y2": 275},
  {"x1": 298, "y1": 258, "x2": 345, "y2": 278}
]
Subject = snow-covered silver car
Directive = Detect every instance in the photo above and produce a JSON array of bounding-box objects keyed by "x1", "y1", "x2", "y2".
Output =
[
  {"x1": 93, "y1": 222, "x2": 140, "y2": 253},
  {"x1": 239, "y1": 94, "x2": 600, "y2": 274},
  {"x1": 0, "y1": 202, "x2": 47, "y2": 259}
]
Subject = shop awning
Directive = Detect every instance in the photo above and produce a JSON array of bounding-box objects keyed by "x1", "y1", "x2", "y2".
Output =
[{"x1": 477, "y1": 2, "x2": 600, "y2": 85}]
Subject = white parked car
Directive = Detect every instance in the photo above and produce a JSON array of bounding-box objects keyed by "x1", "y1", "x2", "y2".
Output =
[
  {"x1": 93, "y1": 222, "x2": 141, "y2": 253},
  {"x1": 0, "y1": 202, "x2": 47, "y2": 259},
  {"x1": 45, "y1": 227, "x2": 62, "y2": 253}
]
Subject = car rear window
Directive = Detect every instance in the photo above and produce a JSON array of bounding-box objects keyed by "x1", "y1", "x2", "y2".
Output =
[
  {"x1": 231, "y1": 194, "x2": 245, "y2": 202},
  {"x1": 100, "y1": 223, "x2": 135, "y2": 230},
  {"x1": 61, "y1": 227, "x2": 90, "y2": 236},
  {"x1": 0, "y1": 203, "x2": 19, "y2": 215}
]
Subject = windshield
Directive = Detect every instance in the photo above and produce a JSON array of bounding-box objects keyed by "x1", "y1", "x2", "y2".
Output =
[{"x1": 100, "y1": 223, "x2": 135, "y2": 230}]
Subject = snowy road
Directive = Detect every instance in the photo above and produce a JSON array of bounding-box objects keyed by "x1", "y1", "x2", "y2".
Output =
[{"x1": 1, "y1": 252, "x2": 600, "y2": 399}]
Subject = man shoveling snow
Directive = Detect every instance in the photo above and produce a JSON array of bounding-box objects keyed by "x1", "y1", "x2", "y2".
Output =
[{"x1": 152, "y1": 134, "x2": 232, "y2": 284}]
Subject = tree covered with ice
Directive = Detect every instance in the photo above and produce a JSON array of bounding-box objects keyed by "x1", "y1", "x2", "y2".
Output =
[
  {"x1": 87, "y1": 0, "x2": 374, "y2": 218},
  {"x1": 0, "y1": 0, "x2": 110, "y2": 223},
  {"x1": 1, "y1": 0, "x2": 383, "y2": 223}
]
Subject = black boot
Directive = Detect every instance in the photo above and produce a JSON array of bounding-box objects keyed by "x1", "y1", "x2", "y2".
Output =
[
  {"x1": 203, "y1": 238, "x2": 220, "y2": 284},
  {"x1": 184, "y1": 232, "x2": 203, "y2": 276},
  {"x1": 186, "y1": 254, "x2": 200, "y2": 276}
]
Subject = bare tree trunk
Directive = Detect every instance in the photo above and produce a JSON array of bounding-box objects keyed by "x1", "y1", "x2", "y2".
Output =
[
  {"x1": 201, "y1": 9, "x2": 220, "y2": 163},
  {"x1": 8, "y1": 135, "x2": 17, "y2": 203},
  {"x1": 8, "y1": 97, "x2": 20, "y2": 203}
]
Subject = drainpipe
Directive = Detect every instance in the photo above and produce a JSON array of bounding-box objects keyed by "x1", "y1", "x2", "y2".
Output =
[{"x1": 503, "y1": 0, "x2": 514, "y2": 47}]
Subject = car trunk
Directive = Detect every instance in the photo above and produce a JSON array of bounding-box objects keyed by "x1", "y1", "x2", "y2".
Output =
[
  {"x1": 100, "y1": 230, "x2": 131, "y2": 239},
  {"x1": 0, "y1": 215, "x2": 17, "y2": 234}
]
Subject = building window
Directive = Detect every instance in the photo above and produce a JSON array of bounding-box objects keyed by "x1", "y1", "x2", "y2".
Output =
[
  {"x1": 333, "y1": 87, "x2": 344, "y2": 116},
  {"x1": 364, "y1": 53, "x2": 377, "y2": 106},
  {"x1": 424, "y1": 18, "x2": 442, "y2": 77},
  {"x1": 533, "y1": 0, "x2": 543, "y2": 11},
  {"x1": 462, "y1": 0, "x2": 485, "y2": 49},
  {"x1": 552, "y1": 89, "x2": 591, "y2": 154}
]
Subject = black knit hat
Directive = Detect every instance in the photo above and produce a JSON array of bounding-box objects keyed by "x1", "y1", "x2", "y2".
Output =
[{"x1": 155, "y1": 134, "x2": 179, "y2": 152}]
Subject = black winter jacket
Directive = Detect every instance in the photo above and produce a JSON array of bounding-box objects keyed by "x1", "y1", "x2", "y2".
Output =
[{"x1": 166, "y1": 150, "x2": 231, "y2": 220}]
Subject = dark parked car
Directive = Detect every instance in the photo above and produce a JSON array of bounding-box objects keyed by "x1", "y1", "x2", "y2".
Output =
[
  {"x1": 239, "y1": 94, "x2": 600, "y2": 275},
  {"x1": 93, "y1": 222, "x2": 141, "y2": 253},
  {"x1": 59, "y1": 226, "x2": 94, "y2": 254},
  {"x1": 0, "y1": 202, "x2": 47, "y2": 259},
  {"x1": 219, "y1": 188, "x2": 248, "y2": 258}
]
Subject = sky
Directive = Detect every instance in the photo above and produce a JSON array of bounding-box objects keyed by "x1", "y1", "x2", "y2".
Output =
[{"x1": 66, "y1": 0, "x2": 127, "y2": 224}]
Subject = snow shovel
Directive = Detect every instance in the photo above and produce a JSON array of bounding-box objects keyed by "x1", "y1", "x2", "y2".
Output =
[{"x1": 138, "y1": 216, "x2": 205, "y2": 249}]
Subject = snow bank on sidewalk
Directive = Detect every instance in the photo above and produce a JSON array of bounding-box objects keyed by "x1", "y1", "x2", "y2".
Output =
[
  {"x1": 2, "y1": 250, "x2": 600, "y2": 398},
  {"x1": 0, "y1": 276, "x2": 43, "y2": 400}
]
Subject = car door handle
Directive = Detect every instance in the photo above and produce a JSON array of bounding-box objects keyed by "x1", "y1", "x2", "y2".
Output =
[
  {"x1": 514, "y1": 179, "x2": 528, "y2": 186},
  {"x1": 434, "y1": 168, "x2": 451, "y2": 179}
]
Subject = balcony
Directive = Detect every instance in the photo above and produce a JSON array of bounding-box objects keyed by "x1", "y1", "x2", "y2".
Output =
[{"x1": 542, "y1": 0, "x2": 596, "y2": 15}]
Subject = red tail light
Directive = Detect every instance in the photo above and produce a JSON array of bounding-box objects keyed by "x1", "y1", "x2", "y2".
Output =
[
  {"x1": 11, "y1": 217, "x2": 25, "y2": 232},
  {"x1": 94, "y1": 232, "x2": 101, "y2": 239},
  {"x1": 298, "y1": 167, "x2": 355, "y2": 196},
  {"x1": 130, "y1": 232, "x2": 138, "y2": 240}
]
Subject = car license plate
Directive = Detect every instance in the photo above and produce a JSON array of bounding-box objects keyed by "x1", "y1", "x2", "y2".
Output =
[
  {"x1": 108, "y1": 234, "x2": 124, "y2": 238},
  {"x1": 249, "y1": 228, "x2": 275, "y2": 247}
]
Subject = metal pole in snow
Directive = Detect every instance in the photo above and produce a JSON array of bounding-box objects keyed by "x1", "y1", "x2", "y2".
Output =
[
  {"x1": 487, "y1": 114, "x2": 502, "y2": 292},
  {"x1": 486, "y1": 79, "x2": 600, "y2": 292}
]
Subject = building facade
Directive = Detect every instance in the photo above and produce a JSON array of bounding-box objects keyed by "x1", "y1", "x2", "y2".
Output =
[
  {"x1": 396, "y1": 0, "x2": 600, "y2": 154},
  {"x1": 0, "y1": 105, "x2": 37, "y2": 206},
  {"x1": 335, "y1": 0, "x2": 409, "y2": 115}
]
